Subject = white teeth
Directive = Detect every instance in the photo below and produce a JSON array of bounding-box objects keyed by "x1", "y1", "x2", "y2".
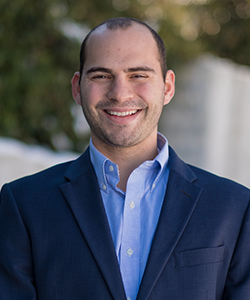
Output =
[{"x1": 107, "y1": 110, "x2": 138, "y2": 117}]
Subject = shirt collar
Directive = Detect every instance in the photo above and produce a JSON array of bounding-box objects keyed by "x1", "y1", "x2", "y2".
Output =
[
  {"x1": 89, "y1": 133, "x2": 169, "y2": 193},
  {"x1": 89, "y1": 138, "x2": 109, "y2": 192},
  {"x1": 155, "y1": 132, "x2": 169, "y2": 170}
]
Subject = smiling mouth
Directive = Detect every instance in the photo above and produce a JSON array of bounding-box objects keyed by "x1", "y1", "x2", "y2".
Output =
[{"x1": 105, "y1": 109, "x2": 139, "y2": 117}]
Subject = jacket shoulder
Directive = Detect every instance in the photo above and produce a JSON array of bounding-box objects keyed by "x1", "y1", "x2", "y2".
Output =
[
  {"x1": 169, "y1": 146, "x2": 250, "y2": 199},
  {"x1": 188, "y1": 164, "x2": 250, "y2": 200}
]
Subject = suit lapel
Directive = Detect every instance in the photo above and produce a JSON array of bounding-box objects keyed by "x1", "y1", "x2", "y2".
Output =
[
  {"x1": 137, "y1": 148, "x2": 203, "y2": 300},
  {"x1": 60, "y1": 149, "x2": 126, "y2": 300},
  {"x1": 59, "y1": 147, "x2": 203, "y2": 300}
]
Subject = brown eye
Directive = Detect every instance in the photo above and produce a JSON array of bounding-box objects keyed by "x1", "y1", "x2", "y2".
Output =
[
  {"x1": 132, "y1": 74, "x2": 148, "y2": 80},
  {"x1": 92, "y1": 73, "x2": 112, "y2": 81},
  {"x1": 93, "y1": 75, "x2": 107, "y2": 79}
]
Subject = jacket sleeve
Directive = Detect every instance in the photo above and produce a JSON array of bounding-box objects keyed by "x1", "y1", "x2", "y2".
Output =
[
  {"x1": 0, "y1": 183, "x2": 37, "y2": 300},
  {"x1": 222, "y1": 198, "x2": 250, "y2": 299}
]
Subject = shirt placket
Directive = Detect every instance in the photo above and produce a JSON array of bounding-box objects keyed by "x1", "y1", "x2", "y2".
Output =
[{"x1": 120, "y1": 169, "x2": 143, "y2": 300}]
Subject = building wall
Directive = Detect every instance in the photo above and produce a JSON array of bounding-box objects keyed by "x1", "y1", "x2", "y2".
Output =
[
  {"x1": 160, "y1": 54, "x2": 250, "y2": 188},
  {"x1": 0, "y1": 138, "x2": 78, "y2": 188}
]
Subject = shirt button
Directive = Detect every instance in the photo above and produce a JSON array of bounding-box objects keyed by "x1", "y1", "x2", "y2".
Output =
[
  {"x1": 152, "y1": 183, "x2": 156, "y2": 189},
  {"x1": 102, "y1": 184, "x2": 107, "y2": 190},
  {"x1": 129, "y1": 201, "x2": 135, "y2": 209},
  {"x1": 127, "y1": 247, "x2": 133, "y2": 257},
  {"x1": 109, "y1": 165, "x2": 114, "y2": 172}
]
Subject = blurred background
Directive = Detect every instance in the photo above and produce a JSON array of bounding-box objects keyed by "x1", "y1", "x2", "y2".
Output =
[{"x1": 0, "y1": 0, "x2": 250, "y2": 187}]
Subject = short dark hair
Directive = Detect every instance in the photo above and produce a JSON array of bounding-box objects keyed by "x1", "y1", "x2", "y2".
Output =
[{"x1": 78, "y1": 17, "x2": 167, "y2": 82}]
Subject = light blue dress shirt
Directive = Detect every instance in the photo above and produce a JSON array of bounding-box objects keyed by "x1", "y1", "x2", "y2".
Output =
[{"x1": 89, "y1": 133, "x2": 170, "y2": 300}]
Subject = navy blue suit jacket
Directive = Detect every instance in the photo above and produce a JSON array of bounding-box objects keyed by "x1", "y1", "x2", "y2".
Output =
[{"x1": 0, "y1": 147, "x2": 250, "y2": 299}]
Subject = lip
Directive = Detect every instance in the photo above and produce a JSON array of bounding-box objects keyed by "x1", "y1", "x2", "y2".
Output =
[
  {"x1": 105, "y1": 109, "x2": 139, "y2": 117},
  {"x1": 103, "y1": 109, "x2": 141, "y2": 124}
]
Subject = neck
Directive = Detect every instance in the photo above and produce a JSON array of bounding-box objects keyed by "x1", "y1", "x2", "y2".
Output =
[{"x1": 93, "y1": 135, "x2": 158, "y2": 192}]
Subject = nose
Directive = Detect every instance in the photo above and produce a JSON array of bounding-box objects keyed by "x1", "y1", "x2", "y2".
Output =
[{"x1": 107, "y1": 76, "x2": 134, "y2": 102}]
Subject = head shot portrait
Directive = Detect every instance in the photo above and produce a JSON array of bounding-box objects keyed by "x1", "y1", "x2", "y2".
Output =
[{"x1": 0, "y1": 17, "x2": 250, "y2": 300}]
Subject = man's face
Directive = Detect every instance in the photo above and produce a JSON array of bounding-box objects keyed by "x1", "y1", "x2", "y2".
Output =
[{"x1": 72, "y1": 23, "x2": 175, "y2": 152}]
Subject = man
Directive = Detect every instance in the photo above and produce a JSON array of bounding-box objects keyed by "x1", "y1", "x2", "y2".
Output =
[{"x1": 0, "y1": 17, "x2": 249, "y2": 300}]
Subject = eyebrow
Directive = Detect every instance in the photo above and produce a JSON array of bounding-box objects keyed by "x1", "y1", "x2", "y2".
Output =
[
  {"x1": 86, "y1": 67, "x2": 112, "y2": 74},
  {"x1": 86, "y1": 66, "x2": 156, "y2": 74},
  {"x1": 126, "y1": 67, "x2": 156, "y2": 73}
]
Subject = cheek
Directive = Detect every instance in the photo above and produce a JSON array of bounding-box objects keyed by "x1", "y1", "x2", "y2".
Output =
[
  {"x1": 135, "y1": 84, "x2": 153, "y2": 98},
  {"x1": 82, "y1": 85, "x2": 103, "y2": 107},
  {"x1": 136, "y1": 83, "x2": 164, "y2": 104}
]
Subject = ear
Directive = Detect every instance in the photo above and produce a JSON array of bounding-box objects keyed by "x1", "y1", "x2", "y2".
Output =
[
  {"x1": 71, "y1": 71, "x2": 81, "y2": 106},
  {"x1": 164, "y1": 70, "x2": 175, "y2": 105}
]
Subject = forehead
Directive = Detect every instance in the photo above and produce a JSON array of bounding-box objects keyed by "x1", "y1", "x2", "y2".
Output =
[
  {"x1": 88, "y1": 22, "x2": 155, "y2": 46},
  {"x1": 84, "y1": 23, "x2": 160, "y2": 69}
]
